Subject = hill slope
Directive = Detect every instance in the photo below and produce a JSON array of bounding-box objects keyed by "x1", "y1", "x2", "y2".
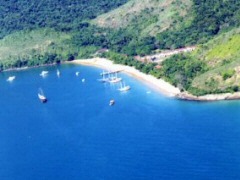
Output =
[
  {"x1": 92, "y1": 0, "x2": 192, "y2": 36},
  {"x1": 190, "y1": 28, "x2": 240, "y2": 94},
  {"x1": 0, "y1": 29, "x2": 72, "y2": 70},
  {"x1": 0, "y1": 0, "x2": 128, "y2": 38},
  {"x1": 159, "y1": 27, "x2": 240, "y2": 96},
  {"x1": 1, "y1": 0, "x2": 240, "y2": 97}
]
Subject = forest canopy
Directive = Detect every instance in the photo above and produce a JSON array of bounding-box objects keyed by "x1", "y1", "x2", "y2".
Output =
[{"x1": 0, "y1": 0, "x2": 128, "y2": 38}]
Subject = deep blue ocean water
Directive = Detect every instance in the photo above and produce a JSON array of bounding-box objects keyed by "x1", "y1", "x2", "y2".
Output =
[{"x1": 0, "y1": 64, "x2": 240, "y2": 180}]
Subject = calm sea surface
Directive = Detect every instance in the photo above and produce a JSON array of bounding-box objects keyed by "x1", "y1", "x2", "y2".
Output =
[{"x1": 0, "y1": 64, "x2": 240, "y2": 180}]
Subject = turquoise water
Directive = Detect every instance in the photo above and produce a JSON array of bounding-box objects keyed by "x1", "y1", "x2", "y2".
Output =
[{"x1": 0, "y1": 64, "x2": 240, "y2": 180}]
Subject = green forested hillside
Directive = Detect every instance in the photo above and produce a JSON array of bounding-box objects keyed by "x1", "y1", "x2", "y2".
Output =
[
  {"x1": 156, "y1": 0, "x2": 240, "y2": 49},
  {"x1": 0, "y1": 29, "x2": 73, "y2": 70},
  {"x1": 190, "y1": 29, "x2": 240, "y2": 95},
  {"x1": 1, "y1": 0, "x2": 240, "y2": 96},
  {"x1": 93, "y1": 0, "x2": 192, "y2": 37},
  {"x1": 159, "y1": 28, "x2": 240, "y2": 96},
  {"x1": 93, "y1": 0, "x2": 240, "y2": 49},
  {"x1": 0, "y1": 0, "x2": 128, "y2": 38}
]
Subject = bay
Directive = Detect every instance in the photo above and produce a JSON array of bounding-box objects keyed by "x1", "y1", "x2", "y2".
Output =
[{"x1": 0, "y1": 64, "x2": 240, "y2": 180}]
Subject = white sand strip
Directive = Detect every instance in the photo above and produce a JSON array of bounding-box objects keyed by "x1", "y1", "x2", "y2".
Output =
[{"x1": 67, "y1": 58, "x2": 181, "y2": 97}]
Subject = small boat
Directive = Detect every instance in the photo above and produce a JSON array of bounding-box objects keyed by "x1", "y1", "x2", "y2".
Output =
[
  {"x1": 108, "y1": 77, "x2": 122, "y2": 83},
  {"x1": 108, "y1": 73, "x2": 122, "y2": 83},
  {"x1": 109, "y1": 77, "x2": 122, "y2": 83},
  {"x1": 38, "y1": 89, "x2": 47, "y2": 103},
  {"x1": 109, "y1": 99, "x2": 115, "y2": 106},
  {"x1": 100, "y1": 70, "x2": 122, "y2": 76},
  {"x1": 100, "y1": 70, "x2": 112, "y2": 76},
  {"x1": 76, "y1": 72, "x2": 80, "y2": 76},
  {"x1": 40, "y1": 71, "x2": 48, "y2": 77},
  {"x1": 118, "y1": 82, "x2": 130, "y2": 92},
  {"x1": 98, "y1": 74, "x2": 109, "y2": 83},
  {"x1": 57, "y1": 69, "x2": 60, "y2": 77},
  {"x1": 7, "y1": 76, "x2": 16, "y2": 82},
  {"x1": 82, "y1": 78, "x2": 85, "y2": 82}
]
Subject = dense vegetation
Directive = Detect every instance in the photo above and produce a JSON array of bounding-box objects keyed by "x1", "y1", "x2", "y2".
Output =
[
  {"x1": 1, "y1": 0, "x2": 240, "y2": 96},
  {"x1": 159, "y1": 54, "x2": 207, "y2": 91},
  {"x1": 93, "y1": 0, "x2": 192, "y2": 37},
  {"x1": 0, "y1": 29, "x2": 73, "y2": 70},
  {"x1": 156, "y1": 0, "x2": 240, "y2": 49},
  {"x1": 0, "y1": 0, "x2": 128, "y2": 38},
  {"x1": 189, "y1": 28, "x2": 240, "y2": 95},
  {"x1": 2, "y1": 0, "x2": 239, "y2": 57}
]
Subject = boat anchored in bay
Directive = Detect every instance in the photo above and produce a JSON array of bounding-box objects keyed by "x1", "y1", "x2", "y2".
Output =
[
  {"x1": 38, "y1": 89, "x2": 47, "y2": 103},
  {"x1": 7, "y1": 76, "x2": 16, "y2": 82},
  {"x1": 57, "y1": 69, "x2": 60, "y2": 77},
  {"x1": 98, "y1": 73, "x2": 109, "y2": 83},
  {"x1": 118, "y1": 82, "x2": 131, "y2": 92},
  {"x1": 108, "y1": 73, "x2": 122, "y2": 83},
  {"x1": 40, "y1": 71, "x2": 48, "y2": 77},
  {"x1": 109, "y1": 99, "x2": 115, "y2": 106}
]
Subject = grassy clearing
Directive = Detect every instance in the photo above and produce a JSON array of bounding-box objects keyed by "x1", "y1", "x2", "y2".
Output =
[
  {"x1": 190, "y1": 29, "x2": 240, "y2": 92},
  {"x1": 206, "y1": 35, "x2": 240, "y2": 61},
  {"x1": 0, "y1": 28, "x2": 71, "y2": 62},
  {"x1": 196, "y1": 29, "x2": 240, "y2": 67}
]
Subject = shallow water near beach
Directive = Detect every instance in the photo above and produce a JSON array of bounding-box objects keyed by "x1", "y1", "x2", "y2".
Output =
[{"x1": 0, "y1": 64, "x2": 240, "y2": 180}]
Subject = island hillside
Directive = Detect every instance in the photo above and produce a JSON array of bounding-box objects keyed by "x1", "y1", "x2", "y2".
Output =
[{"x1": 1, "y1": 0, "x2": 240, "y2": 98}]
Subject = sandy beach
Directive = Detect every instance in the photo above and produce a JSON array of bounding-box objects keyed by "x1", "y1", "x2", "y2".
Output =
[
  {"x1": 68, "y1": 58, "x2": 240, "y2": 101},
  {"x1": 68, "y1": 57, "x2": 181, "y2": 97}
]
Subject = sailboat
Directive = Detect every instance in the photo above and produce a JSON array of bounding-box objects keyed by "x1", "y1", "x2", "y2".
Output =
[
  {"x1": 7, "y1": 76, "x2": 16, "y2": 82},
  {"x1": 57, "y1": 69, "x2": 60, "y2": 77},
  {"x1": 98, "y1": 73, "x2": 109, "y2": 83},
  {"x1": 118, "y1": 82, "x2": 131, "y2": 91},
  {"x1": 38, "y1": 89, "x2": 47, "y2": 103},
  {"x1": 108, "y1": 73, "x2": 122, "y2": 83},
  {"x1": 100, "y1": 70, "x2": 112, "y2": 76},
  {"x1": 40, "y1": 71, "x2": 48, "y2": 77},
  {"x1": 109, "y1": 99, "x2": 115, "y2": 106}
]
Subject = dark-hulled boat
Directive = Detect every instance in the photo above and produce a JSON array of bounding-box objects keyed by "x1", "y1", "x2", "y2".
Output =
[
  {"x1": 109, "y1": 99, "x2": 115, "y2": 106},
  {"x1": 38, "y1": 88, "x2": 47, "y2": 103},
  {"x1": 38, "y1": 93, "x2": 47, "y2": 103}
]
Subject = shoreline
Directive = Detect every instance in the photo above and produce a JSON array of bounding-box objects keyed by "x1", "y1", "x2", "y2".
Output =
[
  {"x1": 67, "y1": 58, "x2": 180, "y2": 97},
  {"x1": 67, "y1": 58, "x2": 240, "y2": 101},
  {"x1": 2, "y1": 62, "x2": 60, "y2": 72},
  {"x1": 176, "y1": 91, "x2": 240, "y2": 101},
  {"x1": 67, "y1": 58, "x2": 181, "y2": 97},
  {"x1": 2, "y1": 57, "x2": 240, "y2": 101}
]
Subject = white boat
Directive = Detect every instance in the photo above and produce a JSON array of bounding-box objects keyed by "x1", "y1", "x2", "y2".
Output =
[
  {"x1": 100, "y1": 70, "x2": 111, "y2": 76},
  {"x1": 57, "y1": 69, "x2": 60, "y2": 77},
  {"x1": 108, "y1": 77, "x2": 122, "y2": 83},
  {"x1": 40, "y1": 71, "x2": 48, "y2": 77},
  {"x1": 76, "y1": 72, "x2": 80, "y2": 76},
  {"x1": 108, "y1": 73, "x2": 122, "y2": 83},
  {"x1": 82, "y1": 78, "x2": 85, "y2": 82},
  {"x1": 100, "y1": 70, "x2": 121, "y2": 76},
  {"x1": 38, "y1": 89, "x2": 47, "y2": 103},
  {"x1": 109, "y1": 99, "x2": 115, "y2": 106},
  {"x1": 118, "y1": 82, "x2": 131, "y2": 91},
  {"x1": 7, "y1": 76, "x2": 16, "y2": 82},
  {"x1": 98, "y1": 74, "x2": 109, "y2": 83}
]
